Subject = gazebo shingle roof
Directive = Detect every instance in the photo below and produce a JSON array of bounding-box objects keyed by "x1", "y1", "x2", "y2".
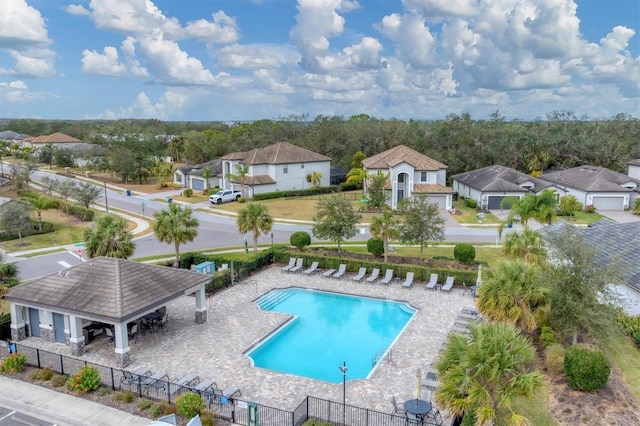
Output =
[{"x1": 5, "y1": 257, "x2": 211, "y2": 323}]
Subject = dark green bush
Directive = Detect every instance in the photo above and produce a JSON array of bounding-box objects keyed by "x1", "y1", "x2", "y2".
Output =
[
  {"x1": 290, "y1": 232, "x2": 311, "y2": 250},
  {"x1": 461, "y1": 411, "x2": 476, "y2": 426},
  {"x1": 367, "y1": 238, "x2": 384, "y2": 257},
  {"x1": 112, "y1": 391, "x2": 135, "y2": 403},
  {"x1": 539, "y1": 326, "x2": 556, "y2": 348},
  {"x1": 237, "y1": 196, "x2": 246, "y2": 203},
  {"x1": 67, "y1": 205, "x2": 94, "y2": 221},
  {"x1": 454, "y1": 243, "x2": 476, "y2": 263},
  {"x1": 183, "y1": 188, "x2": 193, "y2": 197},
  {"x1": 0, "y1": 353, "x2": 26, "y2": 373},
  {"x1": 464, "y1": 198, "x2": 477, "y2": 208},
  {"x1": 176, "y1": 392, "x2": 205, "y2": 418},
  {"x1": 338, "y1": 181, "x2": 360, "y2": 191},
  {"x1": 564, "y1": 346, "x2": 610, "y2": 391}
]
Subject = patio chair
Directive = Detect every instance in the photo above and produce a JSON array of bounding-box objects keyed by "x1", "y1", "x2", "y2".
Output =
[
  {"x1": 401, "y1": 272, "x2": 414, "y2": 289},
  {"x1": 202, "y1": 387, "x2": 224, "y2": 408},
  {"x1": 105, "y1": 327, "x2": 114, "y2": 344},
  {"x1": 158, "y1": 314, "x2": 168, "y2": 333},
  {"x1": 193, "y1": 378, "x2": 216, "y2": 394},
  {"x1": 127, "y1": 324, "x2": 138, "y2": 344},
  {"x1": 281, "y1": 257, "x2": 296, "y2": 273},
  {"x1": 366, "y1": 268, "x2": 380, "y2": 283},
  {"x1": 441, "y1": 276, "x2": 454, "y2": 292},
  {"x1": 380, "y1": 269, "x2": 394, "y2": 285},
  {"x1": 425, "y1": 273, "x2": 438, "y2": 291},
  {"x1": 422, "y1": 377, "x2": 440, "y2": 390},
  {"x1": 351, "y1": 267, "x2": 367, "y2": 282},
  {"x1": 288, "y1": 258, "x2": 304, "y2": 273},
  {"x1": 332, "y1": 264, "x2": 347, "y2": 279},
  {"x1": 322, "y1": 268, "x2": 336, "y2": 278},
  {"x1": 120, "y1": 367, "x2": 150, "y2": 390},
  {"x1": 141, "y1": 372, "x2": 168, "y2": 394},
  {"x1": 390, "y1": 396, "x2": 406, "y2": 415},
  {"x1": 303, "y1": 261, "x2": 320, "y2": 275}
]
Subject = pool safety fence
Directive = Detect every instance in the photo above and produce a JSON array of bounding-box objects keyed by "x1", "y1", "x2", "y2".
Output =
[{"x1": 6, "y1": 344, "x2": 442, "y2": 426}]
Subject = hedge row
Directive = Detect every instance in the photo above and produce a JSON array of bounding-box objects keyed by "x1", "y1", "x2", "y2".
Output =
[
  {"x1": 0, "y1": 221, "x2": 55, "y2": 241},
  {"x1": 252, "y1": 186, "x2": 336, "y2": 201}
]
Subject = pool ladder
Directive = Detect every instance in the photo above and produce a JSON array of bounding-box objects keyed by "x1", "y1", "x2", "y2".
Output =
[{"x1": 372, "y1": 348, "x2": 392, "y2": 367}]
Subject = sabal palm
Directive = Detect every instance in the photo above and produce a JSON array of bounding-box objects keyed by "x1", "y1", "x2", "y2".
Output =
[
  {"x1": 30, "y1": 195, "x2": 55, "y2": 232},
  {"x1": 345, "y1": 167, "x2": 366, "y2": 187},
  {"x1": 476, "y1": 260, "x2": 549, "y2": 332},
  {"x1": 310, "y1": 171, "x2": 322, "y2": 187},
  {"x1": 153, "y1": 204, "x2": 199, "y2": 265},
  {"x1": 370, "y1": 210, "x2": 400, "y2": 262},
  {"x1": 0, "y1": 253, "x2": 19, "y2": 287},
  {"x1": 435, "y1": 323, "x2": 544, "y2": 426},
  {"x1": 503, "y1": 226, "x2": 547, "y2": 266},
  {"x1": 83, "y1": 215, "x2": 136, "y2": 259},
  {"x1": 236, "y1": 202, "x2": 273, "y2": 253}
]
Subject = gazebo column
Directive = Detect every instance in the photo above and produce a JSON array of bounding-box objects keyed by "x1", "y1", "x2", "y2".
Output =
[
  {"x1": 9, "y1": 303, "x2": 26, "y2": 341},
  {"x1": 68, "y1": 315, "x2": 85, "y2": 356},
  {"x1": 113, "y1": 322, "x2": 131, "y2": 368},
  {"x1": 195, "y1": 287, "x2": 207, "y2": 324}
]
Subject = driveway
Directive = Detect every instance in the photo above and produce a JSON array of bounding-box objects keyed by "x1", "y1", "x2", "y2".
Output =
[{"x1": 600, "y1": 210, "x2": 640, "y2": 223}]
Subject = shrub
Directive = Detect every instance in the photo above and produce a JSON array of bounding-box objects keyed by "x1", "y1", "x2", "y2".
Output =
[
  {"x1": 157, "y1": 401, "x2": 176, "y2": 415},
  {"x1": 183, "y1": 188, "x2": 193, "y2": 197},
  {"x1": 539, "y1": 326, "x2": 556, "y2": 348},
  {"x1": 0, "y1": 353, "x2": 27, "y2": 373},
  {"x1": 338, "y1": 181, "x2": 360, "y2": 192},
  {"x1": 138, "y1": 399, "x2": 153, "y2": 410},
  {"x1": 464, "y1": 198, "x2": 477, "y2": 209},
  {"x1": 616, "y1": 312, "x2": 640, "y2": 337},
  {"x1": 67, "y1": 366, "x2": 102, "y2": 393},
  {"x1": 453, "y1": 243, "x2": 476, "y2": 263},
  {"x1": 29, "y1": 367, "x2": 55, "y2": 381},
  {"x1": 67, "y1": 205, "x2": 94, "y2": 221},
  {"x1": 96, "y1": 387, "x2": 111, "y2": 397},
  {"x1": 367, "y1": 237, "x2": 384, "y2": 257},
  {"x1": 545, "y1": 344, "x2": 566, "y2": 376},
  {"x1": 200, "y1": 412, "x2": 216, "y2": 426},
  {"x1": 583, "y1": 204, "x2": 597, "y2": 214},
  {"x1": 237, "y1": 196, "x2": 246, "y2": 203},
  {"x1": 51, "y1": 374, "x2": 67, "y2": 387},
  {"x1": 290, "y1": 232, "x2": 311, "y2": 250},
  {"x1": 176, "y1": 392, "x2": 205, "y2": 418},
  {"x1": 461, "y1": 411, "x2": 477, "y2": 426},
  {"x1": 149, "y1": 404, "x2": 162, "y2": 418},
  {"x1": 564, "y1": 346, "x2": 610, "y2": 391},
  {"x1": 112, "y1": 391, "x2": 135, "y2": 403}
]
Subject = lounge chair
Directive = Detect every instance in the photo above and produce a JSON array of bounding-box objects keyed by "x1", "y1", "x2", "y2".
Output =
[
  {"x1": 401, "y1": 272, "x2": 414, "y2": 289},
  {"x1": 288, "y1": 258, "x2": 304, "y2": 273},
  {"x1": 303, "y1": 261, "x2": 320, "y2": 275},
  {"x1": 422, "y1": 377, "x2": 440, "y2": 390},
  {"x1": 425, "y1": 273, "x2": 438, "y2": 291},
  {"x1": 441, "y1": 276, "x2": 454, "y2": 292},
  {"x1": 322, "y1": 268, "x2": 336, "y2": 277},
  {"x1": 351, "y1": 267, "x2": 367, "y2": 282},
  {"x1": 391, "y1": 396, "x2": 406, "y2": 415},
  {"x1": 380, "y1": 269, "x2": 394, "y2": 285},
  {"x1": 168, "y1": 373, "x2": 199, "y2": 397},
  {"x1": 332, "y1": 264, "x2": 347, "y2": 279},
  {"x1": 281, "y1": 257, "x2": 296, "y2": 273},
  {"x1": 366, "y1": 268, "x2": 380, "y2": 283},
  {"x1": 193, "y1": 378, "x2": 216, "y2": 394}
]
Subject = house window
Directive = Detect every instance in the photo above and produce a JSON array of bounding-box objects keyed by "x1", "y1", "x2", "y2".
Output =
[
  {"x1": 420, "y1": 171, "x2": 427, "y2": 182},
  {"x1": 301, "y1": 164, "x2": 304, "y2": 169},
  {"x1": 283, "y1": 165, "x2": 288, "y2": 174}
]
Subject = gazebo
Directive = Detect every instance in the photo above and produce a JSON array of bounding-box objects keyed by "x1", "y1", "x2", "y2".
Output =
[{"x1": 4, "y1": 257, "x2": 211, "y2": 367}]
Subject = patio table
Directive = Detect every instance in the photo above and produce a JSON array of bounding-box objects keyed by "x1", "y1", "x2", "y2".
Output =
[
  {"x1": 404, "y1": 399, "x2": 432, "y2": 425},
  {"x1": 144, "y1": 312, "x2": 163, "y2": 333}
]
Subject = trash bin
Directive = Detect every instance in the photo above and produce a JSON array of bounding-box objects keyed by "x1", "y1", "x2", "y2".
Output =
[
  {"x1": 126, "y1": 189, "x2": 131, "y2": 196},
  {"x1": 167, "y1": 198, "x2": 173, "y2": 204}
]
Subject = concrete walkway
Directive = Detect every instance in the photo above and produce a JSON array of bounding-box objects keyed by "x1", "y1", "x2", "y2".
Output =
[{"x1": 0, "y1": 375, "x2": 150, "y2": 426}]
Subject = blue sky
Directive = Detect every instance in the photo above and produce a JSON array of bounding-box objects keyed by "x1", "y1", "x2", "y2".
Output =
[{"x1": 0, "y1": 0, "x2": 638, "y2": 122}]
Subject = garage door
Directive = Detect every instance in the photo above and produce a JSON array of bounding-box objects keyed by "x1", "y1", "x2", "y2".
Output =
[
  {"x1": 191, "y1": 178, "x2": 205, "y2": 191},
  {"x1": 592, "y1": 196, "x2": 624, "y2": 211},
  {"x1": 488, "y1": 196, "x2": 508, "y2": 210},
  {"x1": 427, "y1": 195, "x2": 447, "y2": 209}
]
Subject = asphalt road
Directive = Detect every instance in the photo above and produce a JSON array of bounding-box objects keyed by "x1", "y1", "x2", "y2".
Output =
[{"x1": 0, "y1": 403, "x2": 55, "y2": 426}]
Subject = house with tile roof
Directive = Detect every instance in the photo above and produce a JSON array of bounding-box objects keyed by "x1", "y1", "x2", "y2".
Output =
[
  {"x1": 220, "y1": 141, "x2": 331, "y2": 197},
  {"x1": 537, "y1": 165, "x2": 640, "y2": 211},
  {"x1": 452, "y1": 165, "x2": 555, "y2": 211},
  {"x1": 541, "y1": 221, "x2": 640, "y2": 316},
  {"x1": 22, "y1": 132, "x2": 91, "y2": 153},
  {"x1": 4, "y1": 257, "x2": 211, "y2": 367},
  {"x1": 360, "y1": 145, "x2": 453, "y2": 210},
  {"x1": 174, "y1": 159, "x2": 223, "y2": 191}
]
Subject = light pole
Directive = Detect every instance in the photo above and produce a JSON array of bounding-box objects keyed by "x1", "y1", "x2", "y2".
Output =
[
  {"x1": 103, "y1": 181, "x2": 109, "y2": 213},
  {"x1": 270, "y1": 233, "x2": 274, "y2": 250},
  {"x1": 339, "y1": 361, "x2": 348, "y2": 425}
]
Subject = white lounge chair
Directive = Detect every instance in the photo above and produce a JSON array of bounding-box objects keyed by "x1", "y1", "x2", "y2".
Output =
[
  {"x1": 380, "y1": 269, "x2": 394, "y2": 285},
  {"x1": 366, "y1": 268, "x2": 380, "y2": 283},
  {"x1": 401, "y1": 272, "x2": 414, "y2": 289},
  {"x1": 322, "y1": 268, "x2": 336, "y2": 277},
  {"x1": 425, "y1": 273, "x2": 438, "y2": 291},
  {"x1": 281, "y1": 257, "x2": 296, "y2": 273},
  {"x1": 288, "y1": 258, "x2": 304, "y2": 273},
  {"x1": 303, "y1": 261, "x2": 320, "y2": 275},
  {"x1": 351, "y1": 267, "x2": 367, "y2": 282},
  {"x1": 333, "y1": 264, "x2": 347, "y2": 279},
  {"x1": 441, "y1": 276, "x2": 454, "y2": 292}
]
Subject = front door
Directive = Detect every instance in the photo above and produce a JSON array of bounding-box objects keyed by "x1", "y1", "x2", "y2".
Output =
[
  {"x1": 53, "y1": 313, "x2": 66, "y2": 343},
  {"x1": 28, "y1": 308, "x2": 40, "y2": 338}
]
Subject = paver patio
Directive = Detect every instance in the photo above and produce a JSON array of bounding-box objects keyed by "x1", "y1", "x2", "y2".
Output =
[{"x1": 18, "y1": 266, "x2": 476, "y2": 414}]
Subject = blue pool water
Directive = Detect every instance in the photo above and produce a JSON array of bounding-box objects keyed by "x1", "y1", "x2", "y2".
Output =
[{"x1": 247, "y1": 288, "x2": 416, "y2": 383}]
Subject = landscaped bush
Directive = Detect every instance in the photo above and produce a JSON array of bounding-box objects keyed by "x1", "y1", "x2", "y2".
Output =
[
  {"x1": 29, "y1": 367, "x2": 55, "y2": 381},
  {"x1": 539, "y1": 326, "x2": 556, "y2": 348},
  {"x1": 252, "y1": 186, "x2": 336, "y2": 201},
  {"x1": 464, "y1": 198, "x2": 477, "y2": 208},
  {"x1": 290, "y1": 231, "x2": 311, "y2": 250},
  {"x1": 199, "y1": 412, "x2": 215, "y2": 426},
  {"x1": 67, "y1": 205, "x2": 94, "y2": 221},
  {"x1": 545, "y1": 344, "x2": 566, "y2": 376},
  {"x1": 461, "y1": 411, "x2": 477, "y2": 426},
  {"x1": 302, "y1": 421, "x2": 334, "y2": 426},
  {"x1": 112, "y1": 391, "x2": 135, "y2": 403},
  {"x1": 0, "y1": 353, "x2": 26, "y2": 373},
  {"x1": 183, "y1": 188, "x2": 193, "y2": 197},
  {"x1": 176, "y1": 392, "x2": 205, "y2": 418},
  {"x1": 453, "y1": 243, "x2": 476, "y2": 263},
  {"x1": 66, "y1": 366, "x2": 102, "y2": 393},
  {"x1": 237, "y1": 196, "x2": 246, "y2": 203},
  {"x1": 564, "y1": 346, "x2": 610, "y2": 391},
  {"x1": 583, "y1": 204, "x2": 597, "y2": 214},
  {"x1": 149, "y1": 404, "x2": 162, "y2": 418},
  {"x1": 138, "y1": 399, "x2": 153, "y2": 410},
  {"x1": 338, "y1": 181, "x2": 360, "y2": 191},
  {"x1": 156, "y1": 401, "x2": 176, "y2": 415},
  {"x1": 616, "y1": 312, "x2": 640, "y2": 336},
  {"x1": 50, "y1": 374, "x2": 66, "y2": 387},
  {"x1": 367, "y1": 237, "x2": 384, "y2": 257}
]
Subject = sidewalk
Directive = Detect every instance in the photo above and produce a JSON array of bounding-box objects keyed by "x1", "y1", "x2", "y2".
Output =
[{"x1": 0, "y1": 375, "x2": 150, "y2": 426}]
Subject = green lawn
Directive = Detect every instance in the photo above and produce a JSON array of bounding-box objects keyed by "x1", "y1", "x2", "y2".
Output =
[
  {"x1": 496, "y1": 380, "x2": 558, "y2": 426},
  {"x1": 451, "y1": 200, "x2": 502, "y2": 225},
  {"x1": 601, "y1": 334, "x2": 640, "y2": 401}
]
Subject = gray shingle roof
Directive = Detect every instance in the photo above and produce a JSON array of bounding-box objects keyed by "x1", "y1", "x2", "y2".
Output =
[
  {"x1": 541, "y1": 221, "x2": 640, "y2": 290},
  {"x1": 538, "y1": 166, "x2": 640, "y2": 192},
  {"x1": 451, "y1": 165, "x2": 552, "y2": 192},
  {"x1": 4, "y1": 257, "x2": 211, "y2": 323}
]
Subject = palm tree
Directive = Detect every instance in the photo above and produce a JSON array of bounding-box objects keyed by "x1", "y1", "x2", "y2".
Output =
[
  {"x1": 309, "y1": 171, "x2": 323, "y2": 187},
  {"x1": 153, "y1": 204, "x2": 200, "y2": 266},
  {"x1": 370, "y1": 210, "x2": 400, "y2": 262},
  {"x1": 201, "y1": 166, "x2": 213, "y2": 191},
  {"x1": 345, "y1": 167, "x2": 367, "y2": 188},
  {"x1": 502, "y1": 226, "x2": 547, "y2": 266},
  {"x1": 476, "y1": 260, "x2": 549, "y2": 332},
  {"x1": 228, "y1": 163, "x2": 249, "y2": 198},
  {"x1": 236, "y1": 202, "x2": 273, "y2": 253},
  {"x1": 83, "y1": 215, "x2": 136, "y2": 259},
  {"x1": 499, "y1": 189, "x2": 557, "y2": 236},
  {"x1": 435, "y1": 323, "x2": 544, "y2": 426},
  {"x1": 29, "y1": 195, "x2": 55, "y2": 232}
]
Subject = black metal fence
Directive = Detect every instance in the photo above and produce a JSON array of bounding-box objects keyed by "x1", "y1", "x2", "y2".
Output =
[{"x1": 7, "y1": 344, "x2": 442, "y2": 426}]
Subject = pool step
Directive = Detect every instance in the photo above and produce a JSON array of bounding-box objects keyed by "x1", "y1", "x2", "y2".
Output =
[{"x1": 257, "y1": 290, "x2": 293, "y2": 311}]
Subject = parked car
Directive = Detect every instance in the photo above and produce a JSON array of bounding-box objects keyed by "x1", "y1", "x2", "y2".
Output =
[{"x1": 209, "y1": 189, "x2": 242, "y2": 204}]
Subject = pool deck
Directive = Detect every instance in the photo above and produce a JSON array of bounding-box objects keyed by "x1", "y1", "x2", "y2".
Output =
[{"x1": 17, "y1": 266, "x2": 476, "y2": 414}]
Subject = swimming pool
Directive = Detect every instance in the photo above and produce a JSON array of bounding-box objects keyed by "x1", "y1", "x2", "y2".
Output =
[{"x1": 247, "y1": 288, "x2": 417, "y2": 383}]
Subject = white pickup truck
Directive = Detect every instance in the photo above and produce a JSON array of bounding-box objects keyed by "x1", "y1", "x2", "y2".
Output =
[{"x1": 209, "y1": 189, "x2": 242, "y2": 204}]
